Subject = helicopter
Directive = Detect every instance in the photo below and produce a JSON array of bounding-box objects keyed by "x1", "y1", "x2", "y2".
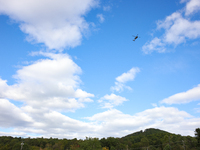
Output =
[{"x1": 132, "y1": 34, "x2": 140, "y2": 41}]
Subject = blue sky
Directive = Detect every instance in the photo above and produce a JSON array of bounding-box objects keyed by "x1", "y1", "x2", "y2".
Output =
[{"x1": 0, "y1": 0, "x2": 200, "y2": 139}]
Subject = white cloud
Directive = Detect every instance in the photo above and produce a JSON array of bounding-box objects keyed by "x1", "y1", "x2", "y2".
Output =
[
  {"x1": 142, "y1": 0, "x2": 200, "y2": 54},
  {"x1": 0, "y1": 99, "x2": 33, "y2": 127},
  {"x1": 160, "y1": 13, "x2": 200, "y2": 44},
  {"x1": 116, "y1": 68, "x2": 140, "y2": 83},
  {"x1": 0, "y1": 0, "x2": 99, "y2": 50},
  {"x1": 185, "y1": 0, "x2": 200, "y2": 16},
  {"x1": 0, "y1": 104, "x2": 101, "y2": 139},
  {"x1": 160, "y1": 84, "x2": 200, "y2": 104},
  {"x1": 19, "y1": 108, "x2": 100, "y2": 139},
  {"x1": 0, "y1": 52, "x2": 94, "y2": 112},
  {"x1": 98, "y1": 93, "x2": 128, "y2": 108},
  {"x1": 0, "y1": 51, "x2": 98, "y2": 139},
  {"x1": 0, "y1": 79, "x2": 9, "y2": 98},
  {"x1": 142, "y1": 37, "x2": 166, "y2": 54},
  {"x1": 0, "y1": 131, "x2": 30, "y2": 138},
  {"x1": 97, "y1": 14, "x2": 105, "y2": 23},
  {"x1": 86, "y1": 106, "x2": 200, "y2": 137},
  {"x1": 1, "y1": 100, "x2": 200, "y2": 138},
  {"x1": 111, "y1": 67, "x2": 140, "y2": 92}
]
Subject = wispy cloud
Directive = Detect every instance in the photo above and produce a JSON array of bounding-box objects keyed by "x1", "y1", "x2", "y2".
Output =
[
  {"x1": 103, "y1": 6, "x2": 111, "y2": 11},
  {"x1": 160, "y1": 84, "x2": 200, "y2": 104},
  {"x1": 142, "y1": 37, "x2": 166, "y2": 54},
  {"x1": 97, "y1": 14, "x2": 105, "y2": 23},
  {"x1": 0, "y1": 0, "x2": 99, "y2": 50},
  {"x1": 111, "y1": 67, "x2": 140, "y2": 92}
]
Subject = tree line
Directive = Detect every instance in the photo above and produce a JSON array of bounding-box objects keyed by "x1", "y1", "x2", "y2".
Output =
[{"x1": 0, "y1": 128, "x2": 199, "y2": 150}]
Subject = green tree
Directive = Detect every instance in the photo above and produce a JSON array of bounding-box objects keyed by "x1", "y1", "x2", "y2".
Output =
[
  {"x1": 140, "y1": 137, "x2": 149, "y2": 147},
  {"x1": 80, "y1": 137, "x2": 101, "y2": 150},
  {"x1": 12, "y1": 143, "x2": 30, "y2": 150},
  {"x1": 106, "y1": 137, "x2": 118, "y2": 150},
  {"x1": 185, "y1": 136, "x2": 197, "y2": 149},
  {"x1": 163, "y1": 144, "x2": 170, "y2": 150},
  {"x1": 148, "y1": 145, "x2": 156, "y2": 150},
  {"x1": 100, "y1": 138, "x2": 107, "y2": 148},
  {"x1": 52, "y1": 142, "x2": 63, "y2": 150},
  {"x1": 195, "y1": 128, "x2": 200, "y2": 145}
]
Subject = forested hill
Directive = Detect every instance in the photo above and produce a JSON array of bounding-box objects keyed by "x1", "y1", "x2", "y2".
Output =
[
  {"x1": 120, "y1": 128, "x2": 198, "y2": 150},
  {"x1": 0, "y1": 128, "x2": 199, "y2": 150},
  {"x1": 122, "y1": 128, "x2": 169, "y2": 139}
]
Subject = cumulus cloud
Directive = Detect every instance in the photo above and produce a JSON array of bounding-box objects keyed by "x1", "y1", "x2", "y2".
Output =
[
  {"x1": 185, "y1": 0, "x2": 200, "y2": 16},
  {"x1": 160, "y1": 84, "x2": 200, "y2": 104},
  {"x1": 0, "y1": 52, "x2": 99, "y2": 138},
  {"x1": 0, "y1": 52, "x2": 94, "y2": 112},
  {"x1": 0, "y1": 0, "x2": 99, "y2": 50},
  {"x1": 142, "y1": 0, "x2": 200, "y2": 54},
  {"x1": 0, "y1": 99, "x2": 33, "y2": 127},
  {"x1": 85, "y1": 106, "x2": 200, "y2": 137},
  {"x1": 1, "y1": 104, "x2": 199, "y2": 138},
  {"x1": 0, "y1": 104, "x2": 101, "y2": 139},
  {"x1": 98, "y1": 93, "x2": 128, "y2": 108},
  {"x1": 111, "y1": 67, "x2": 140, "y2": 92},
  {"x1": 18, "y1": 108, "x2": 100, "y2": 139}
]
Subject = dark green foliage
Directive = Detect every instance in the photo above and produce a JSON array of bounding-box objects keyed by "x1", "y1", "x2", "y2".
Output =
[
  {"x1": 80, "y1": 137, "x2": 101, "y2": 150},
  {"x1": 123, "y1": 128, "x2": 169, "y2": 139},
  {"x1": 0, "y1": 128, "x2": 199, "y2": 150},
  {"x1": 195, "y1": 128, "x2": 200, "y2": 144},
  {"x1": 12, "y1": 143, "x2": 30, "y2": 150}
]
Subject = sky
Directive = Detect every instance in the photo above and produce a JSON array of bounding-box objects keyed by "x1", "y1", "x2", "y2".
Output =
[{"x1": 0, "y1": 0, "x2": 200, "y2": 139}]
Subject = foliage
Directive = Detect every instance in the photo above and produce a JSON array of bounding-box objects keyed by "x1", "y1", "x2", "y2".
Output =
[
  {"x1": 102, "y1": 147, "x2": 109, "y2": 150},
  {"x1": 0, "y1": 128, "x2": 199, "y2": 150},
  {"x1": 195, "y1": 128, "x2": 200, "y2": 143}
]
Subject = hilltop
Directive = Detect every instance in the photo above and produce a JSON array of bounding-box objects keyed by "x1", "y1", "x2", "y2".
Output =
[{"x1": 122, "y1": 128, "x2": 170, "y2": 138}]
